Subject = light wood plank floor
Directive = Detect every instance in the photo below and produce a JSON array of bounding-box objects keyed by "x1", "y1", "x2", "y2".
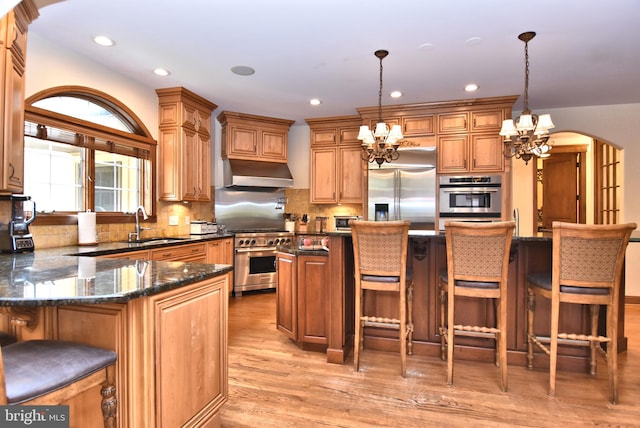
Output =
[{"x1": 221, "y1": 292, "x2": 640, "y2": 427}]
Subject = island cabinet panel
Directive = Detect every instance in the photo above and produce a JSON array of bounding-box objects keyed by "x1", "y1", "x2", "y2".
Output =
[
  {"x1": 276, "y1": 251, "x2": 329, "y2": 348},
  {"x1": 276, "y1": 252, "x2": 297, "y2": 339},
  {"x1": 49, "y1": 273, "x2": 230, "y2": 428},
  {"x1": 297, "y1": 255, "x2": 329, "y2": 344}
]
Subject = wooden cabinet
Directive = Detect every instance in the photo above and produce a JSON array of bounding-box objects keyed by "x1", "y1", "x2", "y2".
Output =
[
  {"x1": 150, "y1": 242, "x2": 207, "y2": 262},
  {"x1": 53, "y1": 273, "x2": 229, "y2": 427},
  {"x1": 156, "y1": 87, "x2": 217, "y2": 202},
  {"x1": 276, "y1": 251, "x2": 328, "y2": 346},
  {"x1": 100, "y1": 249, "x2": 150, "y2": 260},
  {"x1": 218, "y1": 111, "x2": 294, "y2": 163},
  {"x1": 206, "y1": 238, "x2": 233, "y2": 265},
  {"x1": 276, "y1": 251, "x2": 297, "y2": 340},
  {"x1": 437, "y1": 108, "x2": 507, "y2": 173},
  {"x1": 0, "y1": 1, "x2": 37, "y2": 193},
  {"x1": 307, "y1": 116, "x2": 365, "y2": 204}
]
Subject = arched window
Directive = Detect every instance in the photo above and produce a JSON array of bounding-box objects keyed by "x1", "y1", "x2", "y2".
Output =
[{"x1": 24, "y1": 86, "x2": 156, "y2": 225}]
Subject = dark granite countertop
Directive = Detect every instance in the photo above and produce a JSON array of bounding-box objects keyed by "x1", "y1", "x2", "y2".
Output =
[{"x1": 0, "y1": 234, "x2": 234, "y2": 307}]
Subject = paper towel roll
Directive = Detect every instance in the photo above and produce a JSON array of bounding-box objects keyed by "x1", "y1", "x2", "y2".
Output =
[{"x1": 78, "y1": 211, "x2": 97, "y2": 245}]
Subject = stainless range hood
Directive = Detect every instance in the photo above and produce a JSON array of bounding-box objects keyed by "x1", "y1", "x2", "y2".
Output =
[{"x1": 223, "y1": 159, "x2": 294, "y2": 190}]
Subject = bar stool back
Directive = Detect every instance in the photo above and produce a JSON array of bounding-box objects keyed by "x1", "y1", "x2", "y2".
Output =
[
  {"x1": 439, "y1": 221, "x2": 515, "y2": 391},
  {"x1": 527, "y1": 221, "x2": 636, "y2": 403},
  {"x1": 351, "y1": 220, "x2": 412, "y2": 377}
]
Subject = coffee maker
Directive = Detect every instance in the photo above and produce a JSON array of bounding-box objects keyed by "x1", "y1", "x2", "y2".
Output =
[{"x1": 0, "y1": 195, "x2": 36, "y2": 253}]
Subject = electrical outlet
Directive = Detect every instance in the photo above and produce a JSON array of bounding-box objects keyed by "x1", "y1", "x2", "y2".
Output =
[{"x1": 169, "y1": 215, "x2": 179, "y2": 226}]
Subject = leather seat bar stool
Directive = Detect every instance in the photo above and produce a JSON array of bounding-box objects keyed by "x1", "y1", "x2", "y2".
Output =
[
  {"x1": 527, "y1": 221, "x2": 636, "y2": 404},
  {"x1": 351, "y1": 220, "x2": 413, "y2": 377},
  {"x1": 439, "y1": 221, "x2": 515, "y2": 392},
  {"x1": 0, "y1": 340, "x2": 118, "y2": 427}
]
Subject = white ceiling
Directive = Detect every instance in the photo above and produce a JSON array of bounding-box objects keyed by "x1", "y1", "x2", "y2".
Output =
[{"x1": 30, "y1": 0, "x2": 640, "y2": 124}]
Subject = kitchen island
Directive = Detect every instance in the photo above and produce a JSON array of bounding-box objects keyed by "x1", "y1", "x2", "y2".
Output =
[
  {"x1": 312, "y1": 231, "x2": 630, "y2": 372},
  {"x1": 0, "y1": 248, "x2": 232, "y2": 428}
]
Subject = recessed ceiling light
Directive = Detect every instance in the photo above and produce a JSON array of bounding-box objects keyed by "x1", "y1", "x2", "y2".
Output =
[
  {"x1": 465, "y1": 84, "x2": 479, "y2": 92},
  {"x1": 93, "y1": 35, "x2": 114, "y2": 47},
  {"x1": 418, "y1": 43, "x2": 435, "y2": 51},
  {"x1": 154, "y1": 68, "x2": 171, "y2": 76},
  {"x1": 309, "y1": 99, "x2": 322, "y2": 106},
  {"x1": 465, "y1": 37, "x2": 483, "y2": 47},
  {"x1": 231, "y1": 65, "x2": 255, "y2": 76},
  {"x1": 390, "y1": 91, "x2": 403, "y2": 98}
]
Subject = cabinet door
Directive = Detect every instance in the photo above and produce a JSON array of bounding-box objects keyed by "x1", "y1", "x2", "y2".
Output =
[
  {"x1": 151, "y1": 243, "x2": 207, "y2": 262},
  {"x1": 438, "y1": 113, "x2": 468, "y2": 134},
  {"x1": 437, "y1": 135, "x2": 469, "y2": 173},
  {"x1": 311, "y1": 129, "x2": 337, "y2": 146},
  {"x1": 206, "y1": 238, "x2": 233, "y2": 265},
  {"x1": 470, "y1": 134, "x2": 505, "y2": 172},
  {"x1": 402, "y1": 115, "x2": 435, "y2": 136},
  {"x1": 1, "y1": 12, "x2": 27, "y2": 193},
  {"x1": 472, "y1": 109, "x2": 503, "y2": 131},
  {"x1": 338, "y1": 146, "x2": 364, "y2": 204},
  {"x1": 297, "y1": 255, "x2": 328, "y2": 344},
  {"x1": 227, "y1": 125, "x2": 258, "y2": 157},
  {"x1": 260, "y1": 129, "x2": 287, "y2": 161},
  {"x1": 276, "y1": 252, "x2": 297, "y2": 340},
  {"x1": 310, "y1": 147, "x2": 337, "y2": 203},
  {"x1": 182, "y1": 127, "x2": 199, "y2": 201}
]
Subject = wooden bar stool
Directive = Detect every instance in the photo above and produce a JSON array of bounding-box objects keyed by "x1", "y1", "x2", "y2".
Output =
[
  {"x1": 439, "y1": 221, "x2": 515, "y2": 391},
  {"x1": 0, "y1": 340, "x2": 118, "y2": 427},
  {"x1": 527, "y1": 221, "x2": 636, "y2": 404},
  {"x1": 351, "y1": 220, "x2": 413, "y2": 377}
]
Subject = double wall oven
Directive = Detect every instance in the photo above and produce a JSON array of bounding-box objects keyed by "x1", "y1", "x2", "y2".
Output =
[
  {"x1": 233, "y1": 230, "x2": 293, "y2": 296},
  {"x1": 438, "y1": 175, "x2": 503, "y2": 230}
]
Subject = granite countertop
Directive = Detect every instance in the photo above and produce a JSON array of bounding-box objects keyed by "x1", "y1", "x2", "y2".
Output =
[{"x1": 0, "y1": 234, "x2": 234, "y2": 307}]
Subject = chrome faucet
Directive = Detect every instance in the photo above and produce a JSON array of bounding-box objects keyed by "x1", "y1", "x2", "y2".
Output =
[{"x1": 128, "y1": 205, "x2": 150, "y2": 241}]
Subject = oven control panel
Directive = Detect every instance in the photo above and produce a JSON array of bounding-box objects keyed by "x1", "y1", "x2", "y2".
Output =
[{"x1": 235, "y1": 232, "x2": 293, "y2": 248}]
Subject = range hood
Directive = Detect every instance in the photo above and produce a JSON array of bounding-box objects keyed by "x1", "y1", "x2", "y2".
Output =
[{"x1": 223, "y1": 159, "x2": 294, "y2": 190}]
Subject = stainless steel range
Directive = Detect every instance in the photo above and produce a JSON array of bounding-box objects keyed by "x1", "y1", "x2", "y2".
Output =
[{"x1": 233, "y1": 230, "x2": 294, "y2": 296}]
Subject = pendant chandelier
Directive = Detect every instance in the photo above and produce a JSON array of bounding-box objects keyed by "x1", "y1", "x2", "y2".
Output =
[
  {"x1": 500, "y1": 32, "x2": 554, "y2": 165},
  {"x1": 358, "y1": 49, "x2": 403, "y2": 167}
]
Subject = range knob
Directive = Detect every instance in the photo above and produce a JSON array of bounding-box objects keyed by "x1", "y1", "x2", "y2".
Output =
[
  {"x1": 268, "y1": 239, "x2": 274, "y2": 245},
  {"x1": 238, "y1": 239, "x2": 244, "y2": 245},
  {"x1": 250, "y1": 239, "x2": 256, "y2": 245}
]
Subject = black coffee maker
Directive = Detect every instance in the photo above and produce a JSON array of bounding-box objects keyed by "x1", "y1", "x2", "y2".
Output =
[{"x1": 0, "y1": 195, "x2": 36, "y2": 253}]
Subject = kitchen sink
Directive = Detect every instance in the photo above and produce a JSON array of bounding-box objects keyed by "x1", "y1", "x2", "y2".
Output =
[{"x1": 126, "y1": 237, "x2": 189, "y2": 246}]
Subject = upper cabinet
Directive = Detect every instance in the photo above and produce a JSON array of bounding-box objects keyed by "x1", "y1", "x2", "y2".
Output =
[
  {"x1": 436, "y1": 108, "x2": 507, "y2": 173},
  {"x1": 217, "y1": 111, "x2": 294, "y2": 163},
  {"x1": 156, "y1": 87, "x2": 217, "y2": 202},
  {"x1": 0, "y1": 0, "x2": 38, "y2": 193},
  {"x1": 356, "y1": 97, "x2": 517, "y2": 174},
  {"x1": 307, "y1": 116, "x2": 364, "y2": 204}
]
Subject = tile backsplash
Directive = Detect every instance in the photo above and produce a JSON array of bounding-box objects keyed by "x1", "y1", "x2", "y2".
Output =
[{"x1": 284, "y1": 188, "x2": 362, "y2": 233}]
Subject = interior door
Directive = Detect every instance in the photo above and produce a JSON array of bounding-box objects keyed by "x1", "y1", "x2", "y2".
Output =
[{"x1": 542, "y1": 152, "x2": 579, "y2": 228}]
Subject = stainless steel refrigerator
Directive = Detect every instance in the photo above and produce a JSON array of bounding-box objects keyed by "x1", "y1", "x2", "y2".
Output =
[{"x1": 367, "y1": 148, "x2": 437, "y2": 230}]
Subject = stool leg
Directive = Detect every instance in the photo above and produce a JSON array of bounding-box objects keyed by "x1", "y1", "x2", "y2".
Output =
[
  {"x1": 446, "y1": 284, "x2": 455, "y2": 386},
  {"x1": 101, "y1": 365, "x2": 117, "y2": 428},
  {"x1": 498, "y1": 293, "x2": 508, "y2": 392},
  {"x1": 439, "y1": 282, "x2": 447, "y2": 361},
  {"x1": 407, "y1": 280, "x2": 414, "y2": 356},
  {"x1": 354, "y1": 286, "x2": 362, "y2": 372},
  {"x1": 526, "y1": 287, "x2": 535, "y2": 369},
  {"x1": 589, "y1": 304, "x2": 599, "y2": 376}
]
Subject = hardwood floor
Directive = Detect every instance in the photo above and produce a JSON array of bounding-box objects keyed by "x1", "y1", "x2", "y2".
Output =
[{"x1": 221, "y1": 292, "x2": 640, "y2": 427}]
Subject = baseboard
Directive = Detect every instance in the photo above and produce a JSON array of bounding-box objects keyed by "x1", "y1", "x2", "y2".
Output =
[{"x1": 625, "y1": 296, "x2": 640, "y2": 305}]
